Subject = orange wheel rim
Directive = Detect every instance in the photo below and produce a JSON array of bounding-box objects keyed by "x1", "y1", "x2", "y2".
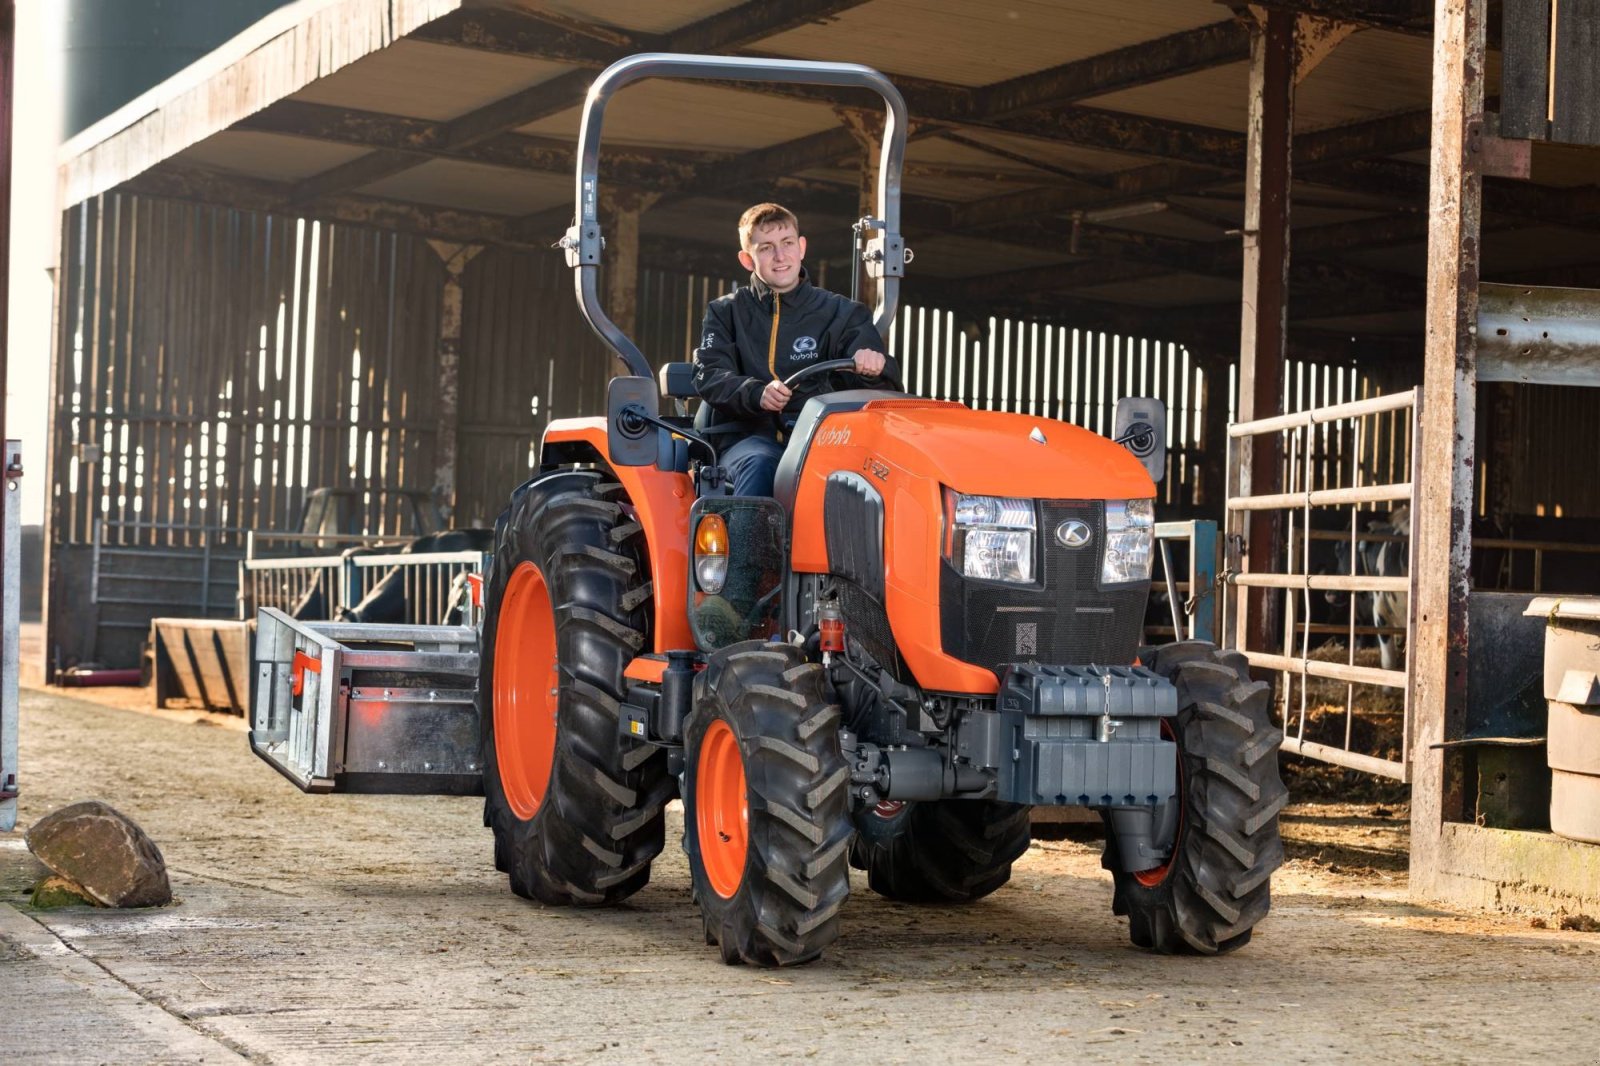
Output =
[
  {"x1": 1135, "y1": 718, "x2": 1180, "y2": 888},
  {"x1": 494, "y1": 561, "x2": 559, "y2": 821},
  {"x1": 698, "y1": 718, "x2": 749, "y2": 899}
]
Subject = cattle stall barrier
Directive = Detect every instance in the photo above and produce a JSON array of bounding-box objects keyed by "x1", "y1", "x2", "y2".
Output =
[
  {"x1": 240, "y1": 548, "x2": 488, "y2": 627},
  {"x1": 1225, "y1": 389, "x2": 1419, "y2": 780}
]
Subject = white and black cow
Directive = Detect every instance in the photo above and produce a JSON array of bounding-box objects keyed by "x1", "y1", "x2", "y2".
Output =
[{"x1": 1330, "y1": 506, "x2": 1410, "y2": 671}]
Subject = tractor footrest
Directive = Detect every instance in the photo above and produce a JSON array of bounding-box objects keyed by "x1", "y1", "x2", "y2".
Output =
[{"x1": 250, "y1": 608, "x2": 483, "y2": 795}]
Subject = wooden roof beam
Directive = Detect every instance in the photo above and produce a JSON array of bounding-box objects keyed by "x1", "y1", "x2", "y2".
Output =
[
  {"x1": 1241, "y1": 0, "x2": 1432, "y2": 35},
  {"x1": 947, "y1": 108, "x2": 1433, "y2": 233},
  {"x1": 239, "y1": 100, "x2": 717, "y2": 189},
  {"x1": 414, "y1": 10, "x2": 1260, "y2": 167},
  {"x1": 978, "y1": 21, "x2": 1252, "y2": 118},
  {"x1": 121, "y1": 164, "x2": 544, "y2": 248}
]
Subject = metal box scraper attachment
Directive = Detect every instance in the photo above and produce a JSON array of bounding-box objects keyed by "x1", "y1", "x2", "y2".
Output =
[{"x1": 251, "y1": 608, "x2": 482, "y2": 795}]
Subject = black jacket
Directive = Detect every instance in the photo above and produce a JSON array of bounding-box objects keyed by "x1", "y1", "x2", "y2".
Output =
[{"x1": 691, "y1": 271, "x2": 896, "y2": 437}]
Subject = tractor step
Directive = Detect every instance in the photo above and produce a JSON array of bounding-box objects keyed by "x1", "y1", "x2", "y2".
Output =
[{"x1": 250, "y1": 608, "x2": 483, "y2": 795}]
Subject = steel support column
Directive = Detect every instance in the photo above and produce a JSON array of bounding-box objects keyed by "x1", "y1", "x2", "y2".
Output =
[
  {"x1": 1410, "y1": 0, "x2": 1484, "y2": 896},
  {"x1": 1233, "y1": 9, "x2": 1295, "y2": 656},
  {"x1": 427, "y1": 241, "x2": 483, "y2": 526}
]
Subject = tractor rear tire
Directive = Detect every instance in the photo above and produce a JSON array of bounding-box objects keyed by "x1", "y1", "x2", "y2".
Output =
[
  {"x1": 1103, "y1": 640, "x2": 1287, "y2": 954},
  {"x1": 684, "y1": 641, "x2": 853, "y2": 966},
  {"x1": 479, "y1": 469, "x2": 671, "y2": 906},
  {"x1": 849, "y1": 799, "x2": 1031, "y2": 903}
]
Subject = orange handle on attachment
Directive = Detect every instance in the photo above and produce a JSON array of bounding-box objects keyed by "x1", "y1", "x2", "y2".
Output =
[{"x1": 291, "y1": 650, "x2": 322, "y2": 697}]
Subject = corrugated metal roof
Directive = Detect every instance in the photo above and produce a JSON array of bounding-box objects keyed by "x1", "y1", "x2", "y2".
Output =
[
  {"x1": 358, "y1": 158, "x2": 570, "y2": 214},
  {"x1": 174, "y1": 130, "x2": 370, "y2": 182},
  {"x1": 291, "y1": 39, "x2": 572, "y2": 122},
  {"x1": 763, "y1": 0, "x2": 1224, "y2": 87},
  {"x1": 518, "y1": 81, "x2": 841, "y2": 150},
  {"x1": 57, "y1": 0, "x2": 1600, "y2": 337}
]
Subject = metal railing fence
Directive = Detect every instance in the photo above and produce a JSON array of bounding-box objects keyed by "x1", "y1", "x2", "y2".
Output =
[
  {"x1": 1225, "y1": 388, "x2": 1419, "y2": 781},
  {"x1": 240, "y1": 549, "x2": 488, "y2": 627}
]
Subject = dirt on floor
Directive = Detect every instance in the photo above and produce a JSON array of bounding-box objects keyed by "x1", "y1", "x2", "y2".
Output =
[{"x1": 3, "y1": 684, "x2": 1599, "y2": 1064}]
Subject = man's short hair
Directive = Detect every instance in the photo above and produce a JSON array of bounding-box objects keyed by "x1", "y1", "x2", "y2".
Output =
[{"x1": 738, "y1": 203, "x2": 800, "y2": 249}]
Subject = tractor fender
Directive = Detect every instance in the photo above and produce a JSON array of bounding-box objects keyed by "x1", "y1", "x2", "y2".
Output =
[{"x1": 541, "y1": 417, "x2": 694, "y2": 653}]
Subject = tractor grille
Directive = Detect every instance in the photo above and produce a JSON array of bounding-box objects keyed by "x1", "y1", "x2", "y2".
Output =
[{"x1": 940, "y1": 500, "x2": 1148, "y2": 675}]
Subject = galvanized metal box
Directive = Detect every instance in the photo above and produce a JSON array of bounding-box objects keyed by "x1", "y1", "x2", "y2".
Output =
[{"x1": 251, "y1": 608, "x2": 482, "y2": 795}]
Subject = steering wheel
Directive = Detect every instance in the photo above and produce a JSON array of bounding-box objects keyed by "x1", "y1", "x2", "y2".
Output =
[
  {"x1": 781, "y1": 357, "x2": 860, "y2": 392},
  {"x1": 771, "y1": 357, "x2": 902, "y2": 430}
]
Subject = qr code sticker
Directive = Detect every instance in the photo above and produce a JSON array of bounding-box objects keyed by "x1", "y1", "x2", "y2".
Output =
[{"x1": 1016, "y1": 622, "x2": 1038, "y2": 657}]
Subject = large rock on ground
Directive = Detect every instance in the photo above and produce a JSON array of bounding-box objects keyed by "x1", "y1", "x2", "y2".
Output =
[{"x1": 24, "y1": 801, "x2": 171, "y2": 907}]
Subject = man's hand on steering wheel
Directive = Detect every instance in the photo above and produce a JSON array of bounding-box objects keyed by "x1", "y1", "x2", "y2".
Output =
[
  {"x1": 853, "y1": 348, "x2": 886, "y2": 378},
  {"x1": 760, "y1": 380, "x2": 792, "y2": 411}
]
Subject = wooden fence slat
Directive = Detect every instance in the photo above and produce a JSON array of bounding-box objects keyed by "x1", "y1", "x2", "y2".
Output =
[{"x1": 1553, "y1": 0, "x2": 1600, "y2": 143}]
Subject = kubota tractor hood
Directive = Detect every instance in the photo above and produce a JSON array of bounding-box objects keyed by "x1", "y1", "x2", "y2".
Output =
[{"x1": 855, "y1": 400, "x2": 1158, "y2": 501}]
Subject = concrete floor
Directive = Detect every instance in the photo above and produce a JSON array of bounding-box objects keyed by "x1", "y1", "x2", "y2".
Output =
[{"x1": 3, "y1": 685, "x2": 1599, "y2": 1064}]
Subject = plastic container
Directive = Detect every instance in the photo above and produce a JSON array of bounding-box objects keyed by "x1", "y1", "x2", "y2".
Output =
[{"x1": 1525, "y1": 597, "x2": 1600, "y2": 844}]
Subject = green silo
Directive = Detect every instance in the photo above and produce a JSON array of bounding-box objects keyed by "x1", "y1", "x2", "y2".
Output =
[{"x1": 65, "y1": 0, "x2": 294, "y2": 137}]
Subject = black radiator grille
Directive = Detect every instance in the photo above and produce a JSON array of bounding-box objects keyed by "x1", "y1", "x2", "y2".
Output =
[{"x1": 940, "y1": 500, "x2": 1148, "y2": 675}]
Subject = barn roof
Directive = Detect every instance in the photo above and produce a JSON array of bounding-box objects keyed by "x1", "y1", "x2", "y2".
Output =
[{"x1": 55, "y1": 0, "x2": 1600, "y2": 347}]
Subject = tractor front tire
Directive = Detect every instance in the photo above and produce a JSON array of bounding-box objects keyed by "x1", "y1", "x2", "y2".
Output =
[
  {"x1": 850, "y1": 799, "x2": 1031, "y2": 904},
  {"x1": 1104, "y1": 640, "x2": 1287, "y2": 954},
  {"x1": 684, "y1": 642, "x2": 853, "y2": 966},
  {"x1": 479, "y1": 469, "x2": 671, "y2": 906}
]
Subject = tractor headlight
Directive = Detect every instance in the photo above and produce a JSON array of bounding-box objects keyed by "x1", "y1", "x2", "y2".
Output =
[
  {"x1": 1101, "y1": 498, "x2": 1155, "y2": 584},
  {"x1": 943, "y1": 491, "x2": 1036, "y2": 584}
]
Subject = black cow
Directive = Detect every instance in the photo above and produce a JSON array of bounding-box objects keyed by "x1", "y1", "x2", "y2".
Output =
[{"x1": 341, "y1": 529, "x2": 494, "y2": 624}]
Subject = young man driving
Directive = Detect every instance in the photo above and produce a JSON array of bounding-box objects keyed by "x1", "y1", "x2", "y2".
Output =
[{"x1": 692, "y1": 202, "x2": 898, "y2": 496}]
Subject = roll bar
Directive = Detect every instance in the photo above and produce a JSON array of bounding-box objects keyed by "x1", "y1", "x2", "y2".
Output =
[{"x1": 561, "y1": 53, "x2": 910, "y2": 379}]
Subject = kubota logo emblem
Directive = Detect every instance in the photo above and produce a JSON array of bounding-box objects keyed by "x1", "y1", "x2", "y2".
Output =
[
  {"x1": 1055, "y1": 520, "x2": 1092, "y2": 548},
  {"x1": 817, "y1": 426, "x2": 852, "y2": 447}
]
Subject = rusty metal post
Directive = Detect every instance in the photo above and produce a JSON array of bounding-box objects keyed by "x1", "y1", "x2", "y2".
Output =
[
  {"x1": 839, "y1": 108, "x2": 885, "y2": 313},
  {"x1": 600, "y1": 188, "x2": 659, "y2": 347},
  {"x1": 1410, "y1": 0, "x2": 1485, "y2": 896},
  {"x1": 1233, "y1": 9, "x2": 1295, "y2": 656},
  {"x1": 427, "y1": 241, "x2": 482, "y2": 527}
]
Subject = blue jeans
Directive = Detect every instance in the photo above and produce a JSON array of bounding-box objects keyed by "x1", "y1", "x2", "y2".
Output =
[{"x1": 723, "y1": 435, "x2": 786, "y2": 496}]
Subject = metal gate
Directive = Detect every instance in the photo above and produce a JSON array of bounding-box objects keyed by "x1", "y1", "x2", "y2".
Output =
[{"x1": 1224, "y1": 389, "x2": 1419, "y2": 780}]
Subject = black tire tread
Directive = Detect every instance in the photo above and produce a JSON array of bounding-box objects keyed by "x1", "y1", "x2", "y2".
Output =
[
  {"x1": 685, "y1": 641, "x2": 853, "y2": 967},
  {"x1": 1108, "y1": 640, "x2": 1287, "y2": 954},
  {"x1": 480, "y1": 470, "x2": 671, "y2": 907}
]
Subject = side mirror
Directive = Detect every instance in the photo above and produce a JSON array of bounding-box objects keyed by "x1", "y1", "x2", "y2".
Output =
[
  {"x1": 1113, "y1": 396, "x2": 1166, "y2": 484},
  {"x1": 607, "y1": 377, "x2": 660, "y2": 468}
]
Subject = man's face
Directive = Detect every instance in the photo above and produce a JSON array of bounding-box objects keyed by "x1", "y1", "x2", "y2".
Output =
[{"x1": 738, "y1": 220, "x2": 807, "y2": 293}]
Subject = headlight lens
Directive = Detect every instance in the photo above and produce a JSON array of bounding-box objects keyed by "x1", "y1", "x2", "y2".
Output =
[
  {"x1": 693, "y1": 514, "x2": 729, "y2": 594},
  {"x1": 944, "y1": 491, "x2": 1036, "y2": 584},
  {"x1": 1101, "y1": 498, "x2": 1155, "y2": 584}
]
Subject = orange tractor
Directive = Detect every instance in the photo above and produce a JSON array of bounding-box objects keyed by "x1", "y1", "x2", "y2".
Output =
[{"x1": 252, "y1": 54, "x2": 1285, "y2": 968}]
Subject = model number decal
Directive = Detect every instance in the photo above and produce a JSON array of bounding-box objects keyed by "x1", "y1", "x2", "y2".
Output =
[{"x1": 863, "y1": 457, "x2": 889, "y2": 481}]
